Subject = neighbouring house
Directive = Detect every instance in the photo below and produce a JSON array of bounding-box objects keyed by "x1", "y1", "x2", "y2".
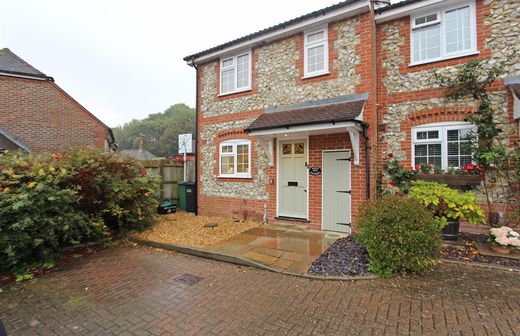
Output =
[
  {"x1": 0, "y1": 48, "x2": 116, "y2": 153},
  {"x1": 120, "y1": 139, "x2": 158, "y2": 160},
  {"x1": 183, "y1": 0, "x2": 519, "y2": 232}
]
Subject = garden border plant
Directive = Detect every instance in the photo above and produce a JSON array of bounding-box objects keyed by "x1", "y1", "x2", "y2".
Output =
[
  {"x1": 0, "y1": 148, "x2": 159, "y2": 275},
  {"x1": 356, "y1": 195, "x2": 440, "y2": 277}
]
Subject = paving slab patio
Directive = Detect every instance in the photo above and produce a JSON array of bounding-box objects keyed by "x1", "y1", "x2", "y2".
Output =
[{"x1": 207, "y1": 224, "x2": 346, "y2": 274}]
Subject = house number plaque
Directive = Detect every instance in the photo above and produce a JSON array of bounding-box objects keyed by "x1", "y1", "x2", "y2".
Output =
[{"x1": 309, "y1": 167, "x2": 321, "y2": 176}]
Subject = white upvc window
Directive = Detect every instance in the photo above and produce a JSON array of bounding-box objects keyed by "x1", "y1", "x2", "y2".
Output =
[
  {"x1": 220, "y1": 51, "x2": 251, "y2": 95},
  {"x1": 219, "y1": 139, "x2": 251, "y2": 178},
  {"x1": 304, "y1": 26, "x2": 329, "y2": 78},
  {"x1": 410, "y1": 1, "x2": 477, "y2": 65},
  {"x1": 412, "y1": 122, "x2": 476, "y2": 170}
]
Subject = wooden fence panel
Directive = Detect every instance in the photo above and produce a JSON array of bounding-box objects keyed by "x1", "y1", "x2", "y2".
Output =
[{"x1": 142, "y1": 159, "x2": 188, "y2": 203}]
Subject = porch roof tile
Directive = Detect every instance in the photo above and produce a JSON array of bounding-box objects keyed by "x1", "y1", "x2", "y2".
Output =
[{"x1": 245, "y1": 98, "x2": 365, "y2": 132}]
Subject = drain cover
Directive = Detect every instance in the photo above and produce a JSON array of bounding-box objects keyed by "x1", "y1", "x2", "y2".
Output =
[{"x1": 174, "y1": 273, "x2": 204, "y2": 286}]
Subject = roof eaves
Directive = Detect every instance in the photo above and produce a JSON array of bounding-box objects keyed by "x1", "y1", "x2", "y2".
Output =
[
  {"x1": 0, "y1": 128, "x2": 31, "y2": 152},
  {"x1": 183, "y1": 0, "x2": 365, "y2": 63},
  {"x1": 374, "y1": 0, "x2": 424, "y2": 14}
]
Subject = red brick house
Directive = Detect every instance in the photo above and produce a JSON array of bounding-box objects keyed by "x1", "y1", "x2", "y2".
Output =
[
  {"x1": 0, "y1": 48, "x2": 116, "y2": 153},
  {"x1": 183, "y1": 0, "x2": 519, "y2": 232}
]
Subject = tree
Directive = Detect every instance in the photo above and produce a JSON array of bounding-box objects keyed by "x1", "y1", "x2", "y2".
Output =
[{"x1": 113, "y1": 103, "x2": 195, "y2": 157}]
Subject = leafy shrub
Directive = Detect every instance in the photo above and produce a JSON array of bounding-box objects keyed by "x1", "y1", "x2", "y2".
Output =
[
  {"x1": 0, "y1": 148, "x2": 159, "y2": 273},
  {"x1": 59, "y1": 148, "x2": 159, "y2": 232},
  {"x1": 357, "y1": 196, "x2": 440, "y2": 276},
  {"x1": 409, "y1": 180, "x2": 485, "y2": 228}
]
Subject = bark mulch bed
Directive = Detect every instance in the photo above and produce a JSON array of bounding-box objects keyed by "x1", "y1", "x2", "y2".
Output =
[
  {"x1": 134, "y1": 211, "x2": 260, "y2": 248},
  {"x1": 308, "y1": 236, "x2": 371, "y2": 277},
  {"x1": 440, "y1": 232, "x2": 520, "y2": 268}
]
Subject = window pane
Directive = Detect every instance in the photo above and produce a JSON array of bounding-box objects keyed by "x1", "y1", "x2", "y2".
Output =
[
  {"x1": 237, "y1": 144, "x2": 249, "y2": 173},
  {"x1": 221, "y1": 145, "x2": 233, "y2": 153},
  {"x1": 427, "y1": 130, "x2": 439, "y2": 139},
  {"x1": 307, "y1": 45, "x2": 325, "y2": 73},
  {"x1": 236, "y1": 54, "x2": 249, "y2": 89},
  {"x1": 417, "y1": 131, "x2": 427, "y2": 140},
  {"x1": 294, "y1": 143, "x2": 304, "y2": 154},
  {"x1": 447, "y1": 129, "x2": 459, "y2": 141},
  {"x1": 222, "y1": 58, "x2": 234, "y2": 68},
  {"x1": 415, "y1": 144, "x2": 427, "y2": 156},
  {"x1": 460, "y1": 156, "x2": 472, "y2": 166},
  {"x1": 415, "y1": 156, "x2": 427, "y2": 165},
  {"x1": 448, "y1": 142, "x2": 459, "y2": 156},
  {"x1": 283, "y1": 144, "x2": 292, "y2": 155},
  {"x1": 307, "y1": 31, "x2": 324, "y2": 43},
  {"x1": 221, "y1": 156, "x2": 235, "y2": 175},
  {"x1": 429, "y1": 143, "x2": 441, "y2": 156},
  {"x1": 412, "y1": 24, "x2": 440, "y2": 62},
  {"x1": 445, "y1": 6, "x2": 471, "y2": 53},
  {"x1": 221, "y1": 69, "x2": 234, "y2": 93}
]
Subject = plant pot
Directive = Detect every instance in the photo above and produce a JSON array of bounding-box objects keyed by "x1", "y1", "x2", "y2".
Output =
[
  {"x1": 412, "y1": 174, "x2": 482, "y2": 188},
  {"x1": 490, "y1": 243, "x2": 511, "y2": 255},
  {"x1": 441, "y1": 220, "x2": 460, "y2": 241}
]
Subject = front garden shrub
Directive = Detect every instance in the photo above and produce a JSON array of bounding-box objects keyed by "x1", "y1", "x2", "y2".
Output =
[
  {"x1": 0, "y1": 148, "x2": 159, "y2": 273},
  {"x1": 59, "y1": 148, "x2": 159, "y2": 232},
  {"x1": 357, "y1": 196, "x2": 440, "y2": 276}
]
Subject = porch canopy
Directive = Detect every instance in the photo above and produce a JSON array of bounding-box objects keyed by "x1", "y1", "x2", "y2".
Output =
[{"x1": 245, "y1": 93, "x2": 368, "y2": 165}]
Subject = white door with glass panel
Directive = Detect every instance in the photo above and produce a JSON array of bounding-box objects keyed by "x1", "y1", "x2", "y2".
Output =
[
  {"x1": 279, "y1": 140, "x2": 307, "y2": 219},
  {"x1": 322, "y1": 150, "x2": 351, "y2": 233}
]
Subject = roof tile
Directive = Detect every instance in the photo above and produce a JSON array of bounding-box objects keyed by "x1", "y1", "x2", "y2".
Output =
[{"x1": 246, "y1": 99, "x2": 365, "y2": 132}]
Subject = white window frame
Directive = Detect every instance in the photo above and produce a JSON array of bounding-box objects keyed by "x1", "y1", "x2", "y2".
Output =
[
  {"x1": 219, "y1": 50, "x2": 252, "y2": 96},
  {"x1": 410, "y1": 1, "x2": 478, "y2": 66},
  {"x1": 303, "y1": 25, "x2": 329, "y2": 78},
  {"x1": 411, "y1": 122, "x2": 476, "y2": 170},
  {"x1": 218, "y1": 139, "x2": 252, "y2": 178}
]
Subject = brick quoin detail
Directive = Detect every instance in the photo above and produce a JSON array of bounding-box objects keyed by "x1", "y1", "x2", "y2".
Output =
[{"x1": 0, "y1": 76, "x2": 109, "y2": 153}]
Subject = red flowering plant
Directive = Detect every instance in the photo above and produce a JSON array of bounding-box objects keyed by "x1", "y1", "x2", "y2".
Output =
[{"x1": 382, "y1": 152, "x2": 415, "y2": 193}]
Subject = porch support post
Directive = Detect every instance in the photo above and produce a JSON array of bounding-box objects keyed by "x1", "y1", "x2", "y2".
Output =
[{"x1": 348, "y1": 129, "x2": 360, "y2": 166}]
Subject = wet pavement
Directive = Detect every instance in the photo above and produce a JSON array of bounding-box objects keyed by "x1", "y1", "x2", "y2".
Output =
[
  {"x1": 208, "y1": 224, "x2": 345, "y2": 273},
  {"x1": 1, "y1": 245, "x2": 519, "y2": 335}
]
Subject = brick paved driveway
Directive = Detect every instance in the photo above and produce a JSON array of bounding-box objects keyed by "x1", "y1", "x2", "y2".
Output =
[{"x1": 1, "y1": 246, "x2": 519, "y2": 336}]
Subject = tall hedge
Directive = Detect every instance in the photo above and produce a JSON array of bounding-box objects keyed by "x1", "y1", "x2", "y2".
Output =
[{"x1": 0, "y1": 148, "x2": 159, "y2": 273}]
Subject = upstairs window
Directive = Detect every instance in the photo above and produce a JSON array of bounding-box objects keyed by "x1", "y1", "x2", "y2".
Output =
[
  {"x1": 219, "y1": 139, "x2": 251, "y2": 178},
  {"x1": 411, "y1": 1, "x2": 476, "y2": 65},
  {"x1": 220, "y1": 51, "x2": 251, "y2": 95},
  {"x1": 412, "y1": 123, "x2": 475, "y2": 170},
  {"x1": 304, "y1": 26, "x2": 329, "y2": 78}
]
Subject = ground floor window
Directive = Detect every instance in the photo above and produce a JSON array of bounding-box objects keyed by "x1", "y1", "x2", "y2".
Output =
[
  {"x1": 412, "y1": 122, "x2": 475, "y2": 170},
  {"x1": 219, "y1": 139, "x2": 251, "y2": 178}
]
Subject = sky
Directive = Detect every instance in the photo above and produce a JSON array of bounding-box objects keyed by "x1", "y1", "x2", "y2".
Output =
[{"x1": 1, "y1": 0, "x2": 398, "y2": 127}]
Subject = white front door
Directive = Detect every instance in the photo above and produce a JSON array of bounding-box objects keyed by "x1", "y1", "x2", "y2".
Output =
[
  {"x1": 278, "y1": 140, "x2": 307, "y2": 219},
  {"x1": 322, "y1": 150, "x2": 351, "y2": 233}
]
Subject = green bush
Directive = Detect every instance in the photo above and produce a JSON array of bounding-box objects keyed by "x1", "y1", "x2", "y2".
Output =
[
  {"x1": 59, "y1": 148, "x2": 159, "y2": 232},
  {"x1": 0, "y1": 148, "x2": 159, "y2": 273},
  {"x1": 357, "y1": 196, "x2": 440, "y2": 276},
  {"x1": 409, "y1": 180, "x2": 485, "y2": 228}
]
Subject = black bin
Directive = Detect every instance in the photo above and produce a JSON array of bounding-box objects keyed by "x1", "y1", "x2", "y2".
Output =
[{"x1": 183, "y1": 181, "x2": 196, "y2": 213}]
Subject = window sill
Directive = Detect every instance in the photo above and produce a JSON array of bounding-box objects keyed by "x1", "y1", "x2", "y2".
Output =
[
  {"x1": 302, "y1": 71, "x2": 330, "y2": 79},
  {"x1": 217, "y1": 175, "x2": 252, "y2": 179},
  {"x1": 409, "y1": 51, "x2": 480, "y2": 67},
  {"x1": 218, "y1": 87, "x2": 252, "y2": 97}
]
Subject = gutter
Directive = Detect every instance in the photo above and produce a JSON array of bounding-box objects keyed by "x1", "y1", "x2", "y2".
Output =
[
  {"x1": 190, "y1": 59, "x2": 199, "y2": 216},
  {"x1": 362, "y1": 124, "x2": 371, "y2": 200},
  {"x1": 0, "y1": 70, "x2": 54, "y2": 82}
]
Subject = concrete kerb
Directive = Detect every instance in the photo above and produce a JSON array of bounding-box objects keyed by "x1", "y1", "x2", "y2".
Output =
[
  {"x1": 441, "y1": 258, "x2": 520, "y2": 272},
  {"x1": 128, "y1": 237, "x2": 379, "y2": 281}
]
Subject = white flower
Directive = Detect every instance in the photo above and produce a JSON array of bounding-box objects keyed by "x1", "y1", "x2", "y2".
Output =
[
  {"x1": 510, "y1": 238, "x2": 520, "y2": 247},
  {"x1": 495, "y1": 236, "x2": 511, "y2": 246}
]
